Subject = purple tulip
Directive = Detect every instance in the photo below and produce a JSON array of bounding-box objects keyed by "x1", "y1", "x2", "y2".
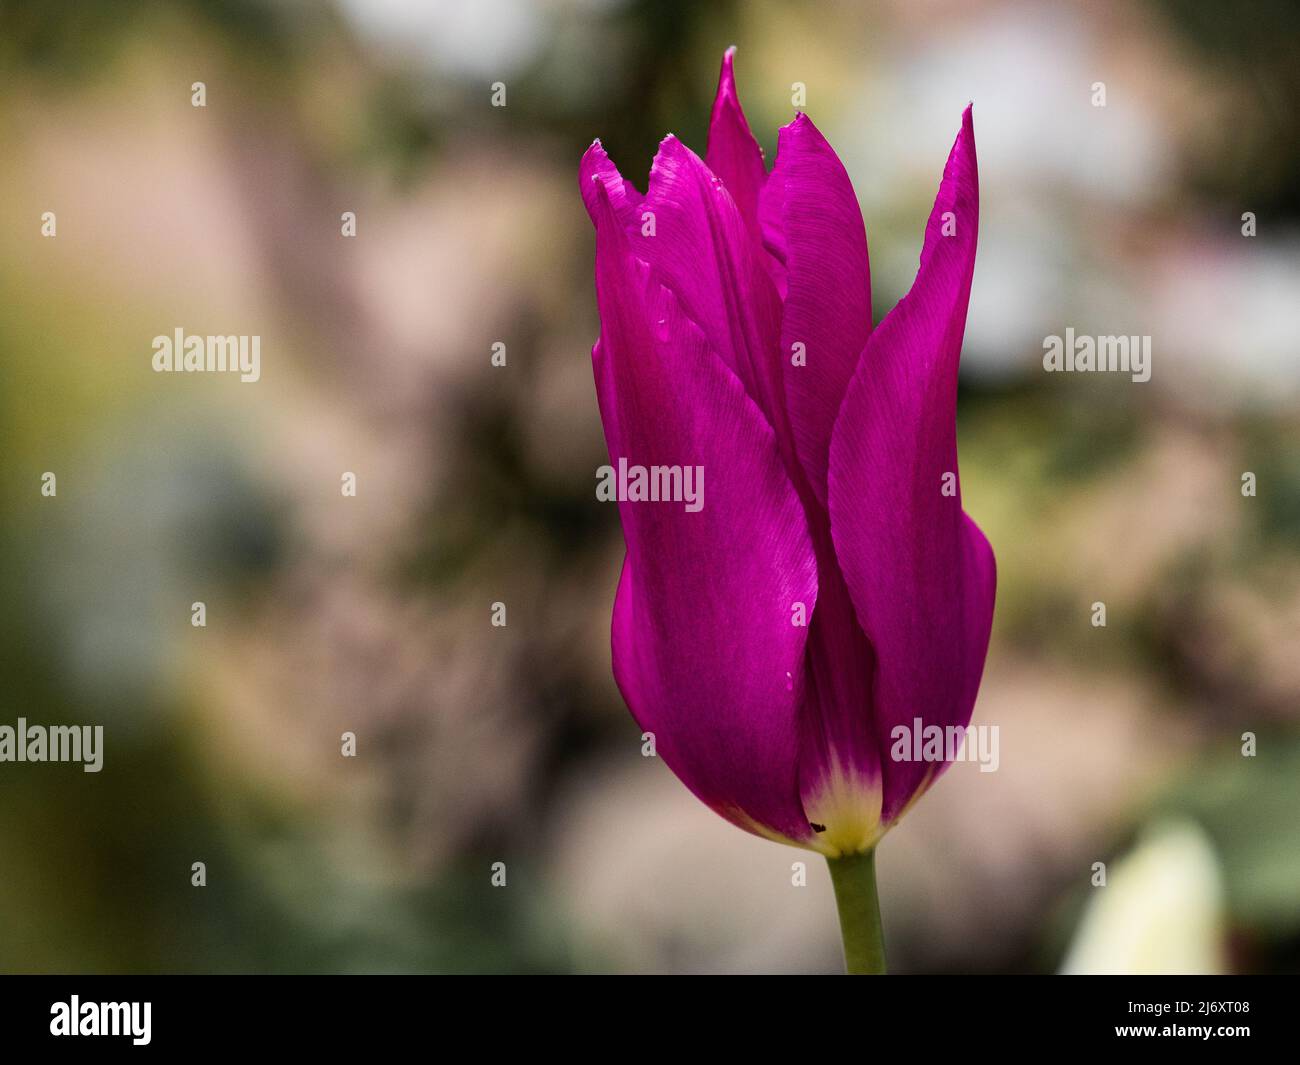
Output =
[{"x1": 580, "y1": 49, "x2": 995, "y2": 971}]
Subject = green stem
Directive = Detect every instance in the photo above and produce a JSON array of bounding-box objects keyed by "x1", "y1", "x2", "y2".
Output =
[{"x1": 826, "y1": 848, "x2": 886, "y2": 974}]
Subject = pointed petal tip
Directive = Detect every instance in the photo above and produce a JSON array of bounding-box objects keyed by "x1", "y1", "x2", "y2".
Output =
[
  {"x1": 714, "y1": 47, "x2": 742, "y2": 107},
  {"x1": 579, "y1": 143, "x2": 636, "y2": 233},
  {"x1": 586, "y1": 175, "x2": 612, "y2": 226},
  {"x1": 706, "y1": 44, "x2": 768, "y2": 217},
  {"x1": 787, "y1": 110, "x2": 813, "y2": 131},
  {"x1": 652, "y1": 131, "x2": 686, "y2": 161},
  {"x1": 953, "y1": 105, "x2": 977, "y2": 166},
  {"x1": 578, "y1": 140, "x2": 613, "y2": 203},
  {"x1": 776, "y1": 110, "x2": 828, "y2": 151},
  {"x1": 650, "y1": 132, "x2": 683, "y2": 171}
]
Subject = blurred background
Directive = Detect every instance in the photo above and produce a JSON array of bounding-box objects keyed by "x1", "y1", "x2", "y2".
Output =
[{"x1": 1, "y1": 0, "x2": 1297, "y2": 974}]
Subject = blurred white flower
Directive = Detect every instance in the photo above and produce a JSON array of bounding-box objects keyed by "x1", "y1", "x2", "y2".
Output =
[{"x1": 1061, "y1": 819, "x2": 1227, "y2": 974}]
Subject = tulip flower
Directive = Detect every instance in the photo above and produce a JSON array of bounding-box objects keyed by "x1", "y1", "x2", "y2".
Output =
[{"x1": 579, "y1": 48, "x2": 996, "y2": 973}]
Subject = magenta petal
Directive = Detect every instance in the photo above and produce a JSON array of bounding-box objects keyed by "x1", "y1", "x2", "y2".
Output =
[
  {"x1": 826, "y1": 106, "x2": 996, "y2": 824},
  {"x1": 705, "y1": 47, "x2": 767, "y2": 239},
  {"x1": 767, "y1": 113, "x2": 873, "y2": 508},
  {"x1": 579, "y1": 140, "x2": 642, "y2": 229},
  {"x1": 590, "y1": 183, "x2": 819, "y2": 845},
  {"x1": 580, "y1": 135, "x2": 791, "y2": 459},
  {"x1": 642, "y1": 137, "x2": 789, "y2": 442}
]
